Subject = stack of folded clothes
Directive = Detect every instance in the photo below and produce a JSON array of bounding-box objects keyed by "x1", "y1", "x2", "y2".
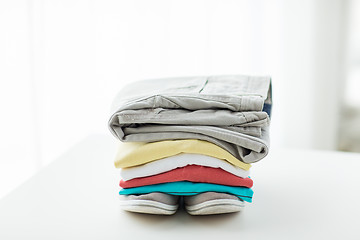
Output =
[{"x1": 108, "y1": 75, "x2": 272, "y2": 215}]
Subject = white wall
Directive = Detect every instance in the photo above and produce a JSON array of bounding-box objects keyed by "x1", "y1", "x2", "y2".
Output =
[
  {"x1": 31, "y1": 0, "x2": 289, "y2": 164},
  {"x1": 0, "y1": 0, "x2": 348, "y2": 198},
  {"x1": 0, "y1": 0, "x2": 39, "y2": 197}
]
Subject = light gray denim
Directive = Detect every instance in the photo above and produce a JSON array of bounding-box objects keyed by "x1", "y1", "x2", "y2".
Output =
[{"x1": 108, "y1": 75, "x2": 272, "y2": 163}]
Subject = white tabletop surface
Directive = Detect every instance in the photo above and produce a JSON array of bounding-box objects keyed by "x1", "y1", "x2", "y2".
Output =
[{"x1": 1, "y1": 134, "x2": 360, "y2": 239}]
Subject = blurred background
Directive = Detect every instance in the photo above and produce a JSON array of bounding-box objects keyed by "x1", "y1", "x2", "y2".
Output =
[{"x1": 0, "y1": 0, "x2": 359, "y2": 198}]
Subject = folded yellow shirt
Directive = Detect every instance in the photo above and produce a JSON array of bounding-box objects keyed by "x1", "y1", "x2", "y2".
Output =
[{"x1": 114, "y1": 139, "x2": 251, "y2": 170}]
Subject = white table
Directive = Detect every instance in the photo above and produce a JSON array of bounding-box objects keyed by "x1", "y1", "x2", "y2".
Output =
[{"x1": 1, "y1": 135, "x2": 360, "y2": 239}]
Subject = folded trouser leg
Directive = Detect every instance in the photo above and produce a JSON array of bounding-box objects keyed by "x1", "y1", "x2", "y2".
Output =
[
  {"x1": 184, "y1": 192, "x2": 245, "y2": 215},
  {"x1": 109, "y1": 75, "x2": 273, "y2": 164},
  {"x1": 118, "y1": 192, "x2": 179, "y2": 215}
]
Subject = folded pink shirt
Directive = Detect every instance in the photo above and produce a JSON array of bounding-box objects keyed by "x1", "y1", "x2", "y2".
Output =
[{"x1": 120, "y1": 165, "x2": 253, "y2": 188}]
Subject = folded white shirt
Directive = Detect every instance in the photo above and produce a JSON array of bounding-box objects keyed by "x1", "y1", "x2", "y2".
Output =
[{"x1": 120, "y1": 153, "x2": 250, "y2": 181}]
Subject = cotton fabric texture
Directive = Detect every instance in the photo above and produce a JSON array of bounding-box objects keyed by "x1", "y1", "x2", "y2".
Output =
[
  {"x1": 119, "y1": 153, "x2": 250, "y2": 181},
  {"x1": 184, "y1": 192, "x2": 245, "y2": 215},
  {"x1": 118, "y1": 193, "x2": 179, "y2": 215},
  {"x1": 120, "y1": 165, "x2": 253, "y2": 188},
  {"x1": 115, "y1": 140, "x2": 251, "y2": 170},
  {"x1": 109, "y1": 75, "x2": 272, "y2": 163},
  {"x1": 119, "y1": 181, "x2": 253, "y2": 203}
]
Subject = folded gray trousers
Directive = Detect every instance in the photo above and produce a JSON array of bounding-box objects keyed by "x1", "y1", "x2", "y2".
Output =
[{"x1": 108, "y1": 75, "x2": 272, "y2": 163}]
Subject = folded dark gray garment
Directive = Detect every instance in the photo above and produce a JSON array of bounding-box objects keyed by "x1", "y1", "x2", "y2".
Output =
[{"x1": 109, "y1": 75, "x2": 272, "y2": 163}]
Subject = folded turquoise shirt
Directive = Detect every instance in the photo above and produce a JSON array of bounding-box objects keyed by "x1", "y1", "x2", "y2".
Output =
[{"x1": 119, "y1": 181, "x2": 253, "y2": 203}]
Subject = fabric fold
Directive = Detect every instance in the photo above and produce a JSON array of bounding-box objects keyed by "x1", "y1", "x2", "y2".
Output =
[
  {"x1": 109, "y1": 75, "x2": 272, "y2": 163},
  {"x1": 120, "y1": 165, "x2": 253, "y2": 188},
  {"x1": 119, "y1": 181, "x2": 254, "y2": 203},
  {"x1": 120, "y1": 153, "x2": 250, "y2": 181},
  {"x1": 114, "y1": 139, "x2": 251, "y2": 170}
]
